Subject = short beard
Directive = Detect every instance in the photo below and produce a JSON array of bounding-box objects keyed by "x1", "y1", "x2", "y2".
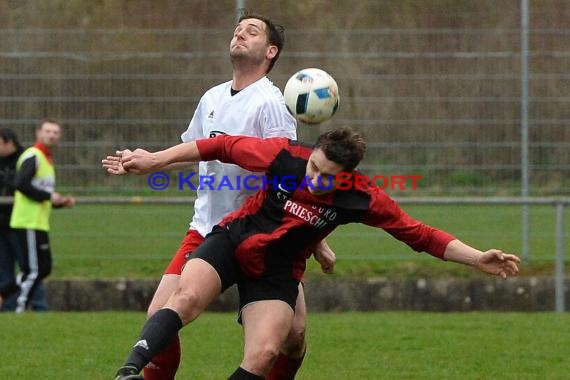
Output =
[{"x1": 230, "y1": 50, "x2": 265, "y2": 70}]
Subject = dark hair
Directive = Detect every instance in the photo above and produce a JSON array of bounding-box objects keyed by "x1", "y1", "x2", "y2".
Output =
[
  {"x1": 0, "y1": 128, "x2": 21, "y2": 149},
  {"x1": 314, "y1": 127, "x2": 367, "y2": 172},
  {"x1": 238, "y1": 10, "x2": 285, "y2": 73},
  {"x1": 38, "y1": 118, "x2": 60, "y2": 130}
]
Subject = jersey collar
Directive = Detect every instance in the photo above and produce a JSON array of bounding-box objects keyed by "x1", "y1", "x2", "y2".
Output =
[{"x1": 34, "y1": 142, "x2": 54, "y2": 164}]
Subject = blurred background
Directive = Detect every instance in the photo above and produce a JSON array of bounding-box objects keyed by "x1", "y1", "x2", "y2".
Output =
[{"x1": 1, "y1": 0, "x2": 568, "y2": 197}]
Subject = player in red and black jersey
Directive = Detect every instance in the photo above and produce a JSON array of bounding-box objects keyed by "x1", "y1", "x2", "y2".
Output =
[{"x1": 107, "y1": 127, "x2": 520, "y2": 380}]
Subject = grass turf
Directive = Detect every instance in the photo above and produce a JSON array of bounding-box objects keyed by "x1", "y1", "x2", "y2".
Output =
[
  {"x1": 0, "y1": 311, "x2": 567, "y2": 379},
  {"x1": 6, "y1": 203, "x2": 567, "y2": 379}
]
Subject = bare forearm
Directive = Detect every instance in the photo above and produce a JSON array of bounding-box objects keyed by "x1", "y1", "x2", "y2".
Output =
[
  {"x1": 442, "y1": 239, "x2": 482, "y2": 267},
  {"x1": 162, "y1": 161, "x2": 196, "y2": 171},
  {"x1": 121, "y1": 142, "x2": 201, "y2": 174},
  {"x1": 154, "y1": 142, "x2": 201, "y2": 168},
  {"x1": 443, "y1": 239, "x2": 521, "y2": 278}
]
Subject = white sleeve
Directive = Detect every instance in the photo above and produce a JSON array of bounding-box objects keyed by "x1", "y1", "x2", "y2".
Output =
[
  {"x1": 181, "y1": 99, "x2": 206, "y2": 143},
  {"x1": 260, "y1": 100, "x2": 297, "y2": 140}
]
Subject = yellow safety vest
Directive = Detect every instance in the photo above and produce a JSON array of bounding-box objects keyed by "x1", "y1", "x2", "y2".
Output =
[{"x1": 10, "y1": 147, "x2": 55, "y2": 231}]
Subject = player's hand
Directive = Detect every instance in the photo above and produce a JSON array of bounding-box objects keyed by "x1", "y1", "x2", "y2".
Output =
[
  {"x1": 120, "y1": 148, "x2": 158, "y2": 175},
  {"x1": 51, "y1": 192, "x2": 74, "y2": 208},
  {"x1": 50, "y1": 191, "x2": 64, "y2": 205},
  {"x1": 102, "y1": 149, "x2": 132, "y2": 175},
  {"x1": 313, "y1": 240, "x2": 336, "y2": 274},
  {"x1": 475, "y1": 249, "x2": 520, "y2": 279},
  {"x1": 61, "y1": 195, "x2": 76, "y2": 208}
]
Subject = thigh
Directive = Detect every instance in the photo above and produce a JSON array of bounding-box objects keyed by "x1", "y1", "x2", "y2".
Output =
[
  {"x1": 292, "y1": 283, "x2": 307, "y2": 329},
  {"x1": 190, "y1": 227, "x2": 240, "y2": 291},
  {"x1": 242, "y1": 300, "x2": 295, "y2": 346},
  {"x1": 164, "y1": 229, "x2": 204, "y2": 275},
  {"x1": 241, "y1": 300, "x2": 295, "y2": 372},
  {"x1": 147, "y1": 274, "x2": 180, "y2": 316},
  {"x1": 165, "y1": 258, "x2": 222, "y2": 325},
  {"x1": 149, "y1": 230, "x2": 205, "y2": 315},
  {"x1": 164, "y1": 229, "x2": 237, "y2": 324},
  {"x1": 280, "y1": 283, "x2": 308, "y2": 355}
]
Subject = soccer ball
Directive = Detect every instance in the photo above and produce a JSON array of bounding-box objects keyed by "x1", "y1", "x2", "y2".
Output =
[{"x1": 284, "y1": 68, "x2": 340, "y2": 124}]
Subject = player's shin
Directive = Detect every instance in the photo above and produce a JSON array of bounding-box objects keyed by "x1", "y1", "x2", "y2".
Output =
[
  {"x1": 266, "y1": 346, "x2": 306, "y2": 380},
  {"x1": 123, "y1": 308, "x2": 183, "y2": 371},
  {"x1": 143, "y1": 334, "x2": 181, "y2": 380}
]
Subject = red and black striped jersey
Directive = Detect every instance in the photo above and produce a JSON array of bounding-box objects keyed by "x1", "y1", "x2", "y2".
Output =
[{"x1": 196, "y1": 135, "x2": 455, "y2": 281}]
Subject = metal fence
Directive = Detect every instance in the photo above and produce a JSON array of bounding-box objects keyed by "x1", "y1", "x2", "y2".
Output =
[
  {"x1": 0, "y1": 3, "x2": 569, "y2": 197},
  {"x1": 0, "y1": 1, "x2": 567, "y2": 307}
]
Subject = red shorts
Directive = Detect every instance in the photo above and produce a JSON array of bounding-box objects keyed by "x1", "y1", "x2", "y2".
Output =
[{"x1": 164, "y1": 229, "x2": 205, "y2": 275}]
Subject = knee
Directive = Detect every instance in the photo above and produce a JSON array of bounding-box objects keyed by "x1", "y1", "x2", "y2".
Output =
[
  {"x1": 168, "y1": 287, "x2": 202, "y2": 324},
  {"x1": 247, "y1": 344, "x2": 281, "y2": 372},
  {"x1": 147, "y1": 303, "x2": 159, "y2": 318},
  {"x1": 172, "y1": 286, "x2": 199, "y2": 304},
  {"x1": 147, "y1": 295, "x2": 164, "y2": 317}
]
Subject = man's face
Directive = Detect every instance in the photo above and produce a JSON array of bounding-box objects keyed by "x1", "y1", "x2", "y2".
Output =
[
  {"x1": 36, "y1": 122, "x2": 61, "y2": 148},
  {"x1": 0, "y1": 138, "x2": 13, "y2": 157},
  {"x1": 305, "y1": 148, "x2": 344, "y2": 196},
  {"x1": 229, "y1": 18, "x2": 276, "y2": 68}
]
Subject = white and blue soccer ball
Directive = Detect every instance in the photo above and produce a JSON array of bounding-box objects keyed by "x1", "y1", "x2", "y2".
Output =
[{"x1": 284, "y1": 68, "x2": 340, "y2": 124}]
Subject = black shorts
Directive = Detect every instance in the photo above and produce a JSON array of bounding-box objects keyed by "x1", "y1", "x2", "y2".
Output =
[{"x1": 189, "y1": 226, "x2": 300, "y2": 311}]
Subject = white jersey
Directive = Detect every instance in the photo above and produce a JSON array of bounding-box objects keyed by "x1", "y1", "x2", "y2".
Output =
[{"x1": 181, "y1": 76, "x2": 297, "y2": 237}]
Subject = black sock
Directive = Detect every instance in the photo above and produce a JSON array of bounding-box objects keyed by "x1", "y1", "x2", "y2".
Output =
[
  {"x1": 228, "y1": 366, "x2": 264, "y2": 380},
  {"x1": 124, "y1": 308, "x2": 183, "y2": 371}
]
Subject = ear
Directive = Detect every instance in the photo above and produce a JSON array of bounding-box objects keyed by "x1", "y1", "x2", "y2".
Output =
[{"x1": 266, "y1": 45, "x2": 278, "y2": 61}]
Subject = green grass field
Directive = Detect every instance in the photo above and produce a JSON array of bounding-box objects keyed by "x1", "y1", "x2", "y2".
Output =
[
  {"x1": 0, "y1": 311, "x2": 567, "y2": 379},
  {"x1": 4, "y1": 203, "x2": 567, "y2": 379},
  {"x1": 49, "y1": 203, "x2": 566, "y2": 280}
]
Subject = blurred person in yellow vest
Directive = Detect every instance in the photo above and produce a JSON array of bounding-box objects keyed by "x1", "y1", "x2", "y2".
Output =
[
  {"x1": 9, "y1": 119, "x2": 75, "y2": 313},
  {"x1": 0, "y1": 128, "x2": 49, "y2": 312}
]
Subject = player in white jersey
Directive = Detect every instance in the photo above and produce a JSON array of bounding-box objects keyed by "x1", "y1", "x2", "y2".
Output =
[
  {"x1": 108, "y1": 11, "x2": 335, "y2": 380},
  {"x1": 182, "y1": 77, "x2": 298, "y2": 238}
]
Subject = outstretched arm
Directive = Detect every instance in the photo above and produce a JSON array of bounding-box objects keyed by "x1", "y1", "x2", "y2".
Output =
[
  {"x1": 103, "y1": 135, "x2": 286, "y2": 176},
  {"x1": 443, "y1": 239, "x2": 520, "y2": 279},
  {"x1": 102, "y1": 149, "x2": 195, "y2": 175},
  {"x1": 102, "y1": 142, "x2": 201, "y2": 175}
]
